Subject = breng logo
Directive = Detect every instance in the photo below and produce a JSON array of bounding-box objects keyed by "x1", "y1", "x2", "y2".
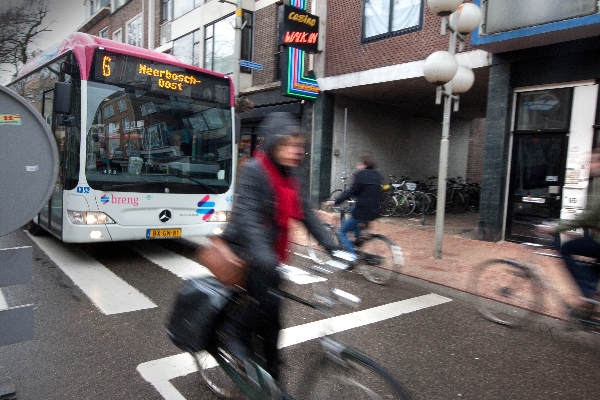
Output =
[
  {"x1": 100, "y1": 194, "x2": 139, "y2": 207},
  {"x1": 196, "y1": 195, "x2": 215, "y2": 221}
]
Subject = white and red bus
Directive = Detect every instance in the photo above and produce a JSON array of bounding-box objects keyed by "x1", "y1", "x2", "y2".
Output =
[{"x1": 9, "y1": 33, "x2": 235, "y2": 242}]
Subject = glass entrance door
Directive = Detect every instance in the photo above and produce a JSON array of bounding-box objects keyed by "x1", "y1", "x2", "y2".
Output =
[{"x1": 506, "y1": 134, "x2": 567, "y2": 244}]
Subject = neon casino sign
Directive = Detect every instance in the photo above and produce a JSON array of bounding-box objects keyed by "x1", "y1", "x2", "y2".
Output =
[{"x1": 279, "y1": 0, "x2": 320, "y2": 100}]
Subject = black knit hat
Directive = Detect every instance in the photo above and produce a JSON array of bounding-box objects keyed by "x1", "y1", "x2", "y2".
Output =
[{"x1": 257, "y1": 112, "x2": 305, "y2": 160}]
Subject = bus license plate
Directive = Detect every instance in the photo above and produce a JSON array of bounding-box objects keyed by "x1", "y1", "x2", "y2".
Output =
[{"x1": 146, "y1": 228, "x2": 182, "y2": 239}]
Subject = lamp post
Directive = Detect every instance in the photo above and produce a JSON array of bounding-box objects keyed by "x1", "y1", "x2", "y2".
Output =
[
  {"x1": 423, "y1": 0, "x2": 481, "y2": 259},
  {"x1": 219, "y1": 0, "x2": 244, "y2": 100}
]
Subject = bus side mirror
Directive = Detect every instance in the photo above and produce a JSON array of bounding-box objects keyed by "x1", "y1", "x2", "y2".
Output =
[{"x1": 53, "y1": 82, "x2": 72, "y2": 114}]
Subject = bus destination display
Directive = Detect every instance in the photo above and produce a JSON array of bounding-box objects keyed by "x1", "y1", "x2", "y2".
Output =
[{"x1": 93, "y1": 50, "x2": 229, "y2": 104}]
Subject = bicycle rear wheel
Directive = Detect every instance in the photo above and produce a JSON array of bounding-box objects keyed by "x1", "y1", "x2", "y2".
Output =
[
  {"x1": 470, "y1": 259, "x2": 543, "y2": 327},
  {"x1": 380, "y1": 194, "x2": 398, "y2": 217},
  {"x1": 357, "y1": 234, "x2": 402, "y2": 285},
  {"x1": 296, "y1": 347, "x2": 411, "y2": 399}
]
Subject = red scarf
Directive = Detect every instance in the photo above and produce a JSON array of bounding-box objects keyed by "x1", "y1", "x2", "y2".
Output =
[{"x1": 257, "y1": 152, "x2": 303, "y2": 262}]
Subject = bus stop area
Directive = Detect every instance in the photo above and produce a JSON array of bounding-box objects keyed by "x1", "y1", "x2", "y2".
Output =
[{"x1": 290, "y1": 211, "x2": 579, "y2": 320}]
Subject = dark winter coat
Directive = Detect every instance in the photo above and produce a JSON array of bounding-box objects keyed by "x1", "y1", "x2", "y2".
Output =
[
  {"x1": 334, "y1": 167, "x2": 383, "y2": 221},
  {"x1": 222, "y1": 159, "x2": 337, "y2": 273}
]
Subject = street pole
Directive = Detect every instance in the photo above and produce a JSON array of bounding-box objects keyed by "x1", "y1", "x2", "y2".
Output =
[
  {"x1": 343, "y1": 107, "x2": 348, "y2": 182},
  {"x1": 233, "y1": 0, "x2": 243, "y2": 100},
  {"x1": 433, "y1": 28, "x2": 457, "y2": 259}
]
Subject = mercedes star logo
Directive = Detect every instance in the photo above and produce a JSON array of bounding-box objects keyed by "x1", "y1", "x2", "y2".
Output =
[{"x1": 159, "y1": 209, "x2": 171, "y2": 223}]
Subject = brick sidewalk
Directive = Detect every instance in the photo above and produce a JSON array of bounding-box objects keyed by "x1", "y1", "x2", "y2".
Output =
[{"x1": 290, "y1": 211, "x2": 581, "y2": 319}]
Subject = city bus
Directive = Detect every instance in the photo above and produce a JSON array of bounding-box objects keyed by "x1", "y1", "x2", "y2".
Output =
[{"x1": 8, "y1": 33, "x2": 235, "y2": 242}]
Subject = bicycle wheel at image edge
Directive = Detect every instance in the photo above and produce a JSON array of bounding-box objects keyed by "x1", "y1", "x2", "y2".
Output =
[
  {"x1": 469, "y1": 259, "x2": 543, "y2": 327},
  {"x1": 194, "y1": 349, "x2": 242, "y2": 399},
  {"x1": 295, "y1": 346, "x2": 412, "y2": 399},
  {"x1": 357, "y1": 234, "x2": 402, "y2": 285}
]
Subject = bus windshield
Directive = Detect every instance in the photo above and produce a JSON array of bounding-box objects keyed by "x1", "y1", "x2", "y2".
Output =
[{"x1": 85, "y1": 50, "x2": 233, "y2": 194}]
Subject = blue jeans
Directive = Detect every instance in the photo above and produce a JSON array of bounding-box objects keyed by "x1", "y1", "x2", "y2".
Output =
[
  {"x1": 337, "y1": 216, "x2": 364, "y2": 256},
  {"x1": 560, "y1": 234, "x2": 600, "y2": 297}
]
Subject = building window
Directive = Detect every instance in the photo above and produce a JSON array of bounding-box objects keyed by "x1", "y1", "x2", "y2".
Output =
[
  {"x1": 113, "y1": 28, "x2": 122, "y2": 42},
  {"x1": 173, "y1": 0, "x2": 206, "y2": 19},
  {"x1": 362, "y1": 0, "x2": 423, "y2": 42},
  {"x1": 160, "y1": 0, "x2": 172, "y2": 22},
  {"x1": 172, "y1": 30, "x2": 200, "y2": 66},
  {"x1": 204, "y1": 12, "x2": 252, "y2": 74},
  {"x1": 99, "y1": 27, "x2": 109, "y2": 38},
  {"x1": 114, "y1": 0, "x2": 129, "y2": 11},
  {"x1": 126, "y1": 13, "x2": 143, "y2": 47}
]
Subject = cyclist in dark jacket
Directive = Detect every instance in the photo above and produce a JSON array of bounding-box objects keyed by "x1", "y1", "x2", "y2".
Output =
[
  {"x1": 331, "y1": 155, "x2": 383, "y2": 256},
  {"x1": 221, "y1": 112, "x2": 337, "y2": 381}
]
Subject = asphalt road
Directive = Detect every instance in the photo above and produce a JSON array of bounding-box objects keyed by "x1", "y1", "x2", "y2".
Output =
[{"x1": 1, "y1": 229, "x2": 599, "y2": 400}]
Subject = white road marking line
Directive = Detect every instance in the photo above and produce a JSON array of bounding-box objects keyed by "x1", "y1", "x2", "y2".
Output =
[
  {"x1": 277, "y1": 264, "x2": 327, "y2": 284},
  {"x1": 26, "y1": 233, "x2": 156, "y2": 315},
  {"x1": 137, "y1": 293, "x2": 452, "y2": 399},
  {"x1": 0, "y1": 289, "x2": 8, "y2": 310},
  {"x1": 129, "y1": 242, "x2": 212, "y2": 280}
]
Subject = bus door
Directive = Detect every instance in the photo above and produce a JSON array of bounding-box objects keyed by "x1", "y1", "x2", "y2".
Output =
[
  {"x1": 43, "y1": 88, "x2": 65, "y2": 236},
  {"x1": 37, "y1": 89, "x2": 53, "y2": 228}
]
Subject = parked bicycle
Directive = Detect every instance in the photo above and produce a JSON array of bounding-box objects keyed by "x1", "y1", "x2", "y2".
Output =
[
  {"x1": 469, "y1": 237, "x2": 600, "y2": 334},
  {"x1": 194, "y1": 255, "x2": 412, "y2": 399},
  {"x1": 310, "y1": 199, "x2": 403, "y2": 285}
]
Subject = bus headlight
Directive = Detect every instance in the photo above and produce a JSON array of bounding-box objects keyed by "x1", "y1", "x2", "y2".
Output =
[
  {"x1": 68, "y1": 210, "x2": 115, "y2": 225},
  {"x1": 207, "y1": 211, "x2": 230, "y2": 222}
]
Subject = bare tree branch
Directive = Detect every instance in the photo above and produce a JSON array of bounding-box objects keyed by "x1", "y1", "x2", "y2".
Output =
[{"x1": 0, "y1": 0, "x2": 50, "y2": 78}]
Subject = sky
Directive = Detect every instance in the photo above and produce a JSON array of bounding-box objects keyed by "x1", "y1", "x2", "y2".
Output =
[{"x1": 1, "y1": 0, "x2": 85, "y2": 84}]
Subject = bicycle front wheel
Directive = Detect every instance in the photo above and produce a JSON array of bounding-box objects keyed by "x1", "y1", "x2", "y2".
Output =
[
  {"x1": 194, "y1": 349, "x2": 241, "y2": 399},
  {"x1": 357, "y1": 234, "x2": 402, "y2": 285},
  {"x1": 470, "y1": 259, "x2": 543, "y2": 327},
  {"x1": 297, "y1": 348, "x2": 411, "y2": 399}
]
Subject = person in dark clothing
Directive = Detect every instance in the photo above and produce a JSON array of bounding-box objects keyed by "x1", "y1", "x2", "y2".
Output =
[
  {"x1": 329, "y1": 155, "x2": 383, "y2": 256},
  {"x1": 220, "y1": 112, "x2": 337, "y2": 381},
  {"x1": 537, "y1": 148, "x2": 600, "y2": 317}
]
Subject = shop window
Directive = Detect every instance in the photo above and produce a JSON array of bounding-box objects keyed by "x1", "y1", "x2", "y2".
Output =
[
  {"x1": 204, "y1": 12, "x2": 253, "y2": 74},
  {"x1": 515, "y1": 88, "x2": 573, "y2": 132},
  {"x1": 362, "y1": 0, "x2": 423, "y2": 42}
]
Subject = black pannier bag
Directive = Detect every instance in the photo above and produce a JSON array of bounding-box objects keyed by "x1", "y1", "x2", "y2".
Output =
[{"x1": 166, "y1": 276, "x2": 233, "y2": 353}]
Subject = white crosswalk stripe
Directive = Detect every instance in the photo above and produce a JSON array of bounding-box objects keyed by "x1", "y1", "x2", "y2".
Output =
[
  {"x1": 26, "y1": 233, "x2": 157, "y2": 315},
  {"x1": 26, "y1": 233, "x2": 326, "y2": 315},
  {"x1": 137, "y1": 293, "x2": 453, "y2": 400},
  {"x1": 0, "y1": 289, "x2": 8, "y2": 310},
  {"x1": 128, "y1": 242, "x2": 212, "y2": 280}
]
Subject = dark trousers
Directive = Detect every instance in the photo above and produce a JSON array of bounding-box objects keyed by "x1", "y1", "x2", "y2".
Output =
[
  {"x1": 224, "y1": 265, "x2": 282, "y2": 380},
  {"x1": 560, "y1": 234, "x2": 600, "y2": 297}
]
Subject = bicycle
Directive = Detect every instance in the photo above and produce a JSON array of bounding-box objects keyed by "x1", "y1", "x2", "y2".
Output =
[
  {"x1": 309, "y1": 200, "x2": 403, "y2": 285},
  {"x1": 469, "y1": 238, "x2": 600, "y2": 334},
  {"x1": 193, "y1": 260, "x2": 412, "y2": 399}
]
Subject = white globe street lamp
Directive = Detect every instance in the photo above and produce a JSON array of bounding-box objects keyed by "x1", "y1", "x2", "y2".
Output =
[
  {"x1": 449, "y1": 65, "x2": 475, "y2": 94},
  {"x1": 427, "y1": 0, "x2": 463, "y2": 16},
  {"x1": 424, "y1": 2, "x2": 481, "y2": 259},
  {"x1": 424, "y1": 51, "x2": 458, "y2": 85},
  {"x1": 449, "y1": 3, "x2": 483, "y2": 34}
]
